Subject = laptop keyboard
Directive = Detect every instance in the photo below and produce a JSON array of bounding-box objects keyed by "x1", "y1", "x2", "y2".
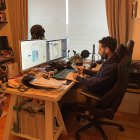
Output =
[{"x1": 53, "y1": 69, "x2": 76, "y2": 79}]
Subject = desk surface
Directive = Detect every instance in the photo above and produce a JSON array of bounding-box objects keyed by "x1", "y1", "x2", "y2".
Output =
[
  {"x1": 0, "y1": 79, "x2": 75, "y2": 101},
  {"x1": 1, "y1": 78, "x2": 73, "y2": 140}
]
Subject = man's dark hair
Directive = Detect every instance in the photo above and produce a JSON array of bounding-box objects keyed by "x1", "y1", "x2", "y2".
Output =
[
  {"x1": 99, "y1": 36, "x2": 117, "y2": 52},
  {"x1": 30, "y1": 24, "x2": 45, "y2": 39}
]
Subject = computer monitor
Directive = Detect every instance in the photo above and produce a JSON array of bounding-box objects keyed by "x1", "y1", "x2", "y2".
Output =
[
  {"x1": 20, "y1": 39, "x2": 47, "y2": 72},
  {"x1": 0, "y1": 36, "x2": 10, "y2": 50},
  {"x1": 46, "y1": 39, "x2": 67, "y2": 61}
]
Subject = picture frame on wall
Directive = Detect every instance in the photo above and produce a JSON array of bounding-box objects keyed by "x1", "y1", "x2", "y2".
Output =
[
  {"x1": 137, "y1": 0, "x2": 140, "y2": 18},
  {"x1": 0, "y1": 0, "x2": 6, "y2": 10},
  {"x1": 132, "y1": 0, "x2": 140, "y2": 19}
]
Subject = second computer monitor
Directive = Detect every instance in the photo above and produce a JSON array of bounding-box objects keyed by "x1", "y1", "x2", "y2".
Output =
[{"x1": 47, "y1": 39, "x2": 67, "y2": 61}]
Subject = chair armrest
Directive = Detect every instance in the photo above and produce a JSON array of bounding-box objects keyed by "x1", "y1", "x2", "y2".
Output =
[{"x1": 80, "y1": 88, "x2": 102, "y2": 101}]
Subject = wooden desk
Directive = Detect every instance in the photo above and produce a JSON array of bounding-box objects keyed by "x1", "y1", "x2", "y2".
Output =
[{"x1": 0, "y1": 80, "x2": 75, "y2": 140}]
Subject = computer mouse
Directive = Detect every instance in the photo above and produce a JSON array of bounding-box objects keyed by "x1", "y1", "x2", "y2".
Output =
[{"x1": 21, "y1": 74, "x2": 36, "y2": 87}]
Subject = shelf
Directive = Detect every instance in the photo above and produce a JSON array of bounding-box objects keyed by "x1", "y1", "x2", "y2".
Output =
[
  {"x1": 0, "y1": 21, "x2": 8, "y2": 24},
  {"x1": 11, "y1": 131, "x2": 39, "y2": 140},
  {"x1": 0, "y1": 56, "x2": 15, "y2": 65},
  {"x1": 126, "y1": 88, "x2": 140, "y2": 94},
  {"x1": 11, "y1": 126, "x2": 63, "y2": 140}
]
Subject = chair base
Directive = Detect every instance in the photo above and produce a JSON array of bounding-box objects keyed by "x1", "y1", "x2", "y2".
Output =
[{"x1": 75, "y1": 115, "x2": 124, "y2": 140}]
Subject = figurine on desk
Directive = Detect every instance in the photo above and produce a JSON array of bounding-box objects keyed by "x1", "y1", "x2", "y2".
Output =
[{"x1": 30, "y1": 24, "x2": 45, "y2": 40}]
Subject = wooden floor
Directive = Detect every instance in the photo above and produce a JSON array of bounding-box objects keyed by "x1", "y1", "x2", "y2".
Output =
[{"x1": 0, "y1": 95, "x2": 140, "y2": 140}]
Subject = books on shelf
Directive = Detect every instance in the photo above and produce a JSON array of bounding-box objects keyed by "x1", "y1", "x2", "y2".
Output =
[
  {"x1": 12, "y1": 98, "x2": 61, "y2": 140},
  {"x1": 36, "y1": 112, "x2": 45, "y2": 140},
  {"x1": 12, "y1": 98, "x2": 32, "y2": 133},
  {"x1": 19, "y1": 110, "x2": 45, "y2": 139},
  {"x1": 13, "y1": 99, "x2": 46, "y2": 139}
]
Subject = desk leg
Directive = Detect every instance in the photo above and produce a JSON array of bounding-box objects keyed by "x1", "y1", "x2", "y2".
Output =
[
  {"x1": 56, "y1": 103, "x2": 67, "y2": 135},
  {"x1": 3, "y1": 94, "x2": 17, "y2": 140},
  {"x1": 45, "y1": 100, "x2": 53, "y2": 140}
]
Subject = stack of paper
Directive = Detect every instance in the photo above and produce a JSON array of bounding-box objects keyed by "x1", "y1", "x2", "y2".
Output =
[{"x1": 31, "y1": 77, "x2": 62, "y2": 89}]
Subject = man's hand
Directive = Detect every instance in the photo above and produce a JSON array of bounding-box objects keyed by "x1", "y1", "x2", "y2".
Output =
[
  {"x1": 76, "y1": 66, "x2": 85, "y2": 74},
  {"x1": 72, "y1": 72, "x2": 79, "y2": 80},
  {"x1": 65, "y1": 72, "x2": 79, "y2": 81}
]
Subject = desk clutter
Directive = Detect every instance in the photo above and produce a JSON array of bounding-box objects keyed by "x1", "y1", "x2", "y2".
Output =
[
  {"x1": 21, "y1": 72, "x2": 67, "y2": 89},
  {"x1": 1, "y1": 68, "x2": 76, "y2": 139},
  {"x1": 19, "y1": 64, "x2": 77, "y2": 89}
]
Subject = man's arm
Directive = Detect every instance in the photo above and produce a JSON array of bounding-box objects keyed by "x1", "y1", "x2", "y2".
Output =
[{"x1": 75, "y1": 63, "x2": 118, "y2": 90}]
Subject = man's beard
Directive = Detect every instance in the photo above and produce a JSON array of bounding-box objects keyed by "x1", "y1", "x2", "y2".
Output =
[{"x1": 101, "y1": 51, "x2": 108, "y2": 59}]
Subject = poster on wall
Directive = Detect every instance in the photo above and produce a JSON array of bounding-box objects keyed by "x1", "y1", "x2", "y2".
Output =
[
  {"x1": 137, "y1": 0, "x2": 140, "y2": 18},
  {"x1": 0, "y1": 0, "x2": 6, "y2": 10}
]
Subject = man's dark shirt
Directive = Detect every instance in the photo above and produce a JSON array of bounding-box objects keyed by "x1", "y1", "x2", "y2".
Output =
[{"x1": 76, "y1": 54, "x2": 118, "y2": 95}]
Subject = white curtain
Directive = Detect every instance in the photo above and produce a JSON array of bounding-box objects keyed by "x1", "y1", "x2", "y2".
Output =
[{"x1": 28, "y1": 0, "x2": 66, "y2": 40}]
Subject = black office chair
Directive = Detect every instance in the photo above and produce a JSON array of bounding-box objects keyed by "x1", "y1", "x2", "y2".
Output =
[{"x1": 75, "y1": 53, "x2": 131, "y2": 140}]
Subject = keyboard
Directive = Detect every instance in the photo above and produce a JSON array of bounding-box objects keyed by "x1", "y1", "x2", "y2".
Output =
[{"x1": 53, "y1": 69, "x2": 76, "y2": 79}]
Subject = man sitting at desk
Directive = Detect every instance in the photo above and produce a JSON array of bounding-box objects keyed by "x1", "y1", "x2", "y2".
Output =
[{"x1": 72, "y1": 36, "x2": 118, "y2": 95}]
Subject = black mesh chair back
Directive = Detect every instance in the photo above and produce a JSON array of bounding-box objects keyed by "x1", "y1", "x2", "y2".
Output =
[
  {"x1": 102, "y1": 54, "x2": 131, "y2": 113},
  {"x1": 75, "y1": 54, "x2": 132, "y2": 140},
  {"x1": 102, "y1": 40, "x2": 134, "y2": 112}
]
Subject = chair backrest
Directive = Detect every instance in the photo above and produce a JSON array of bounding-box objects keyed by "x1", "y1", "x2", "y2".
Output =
[
  {"x1": 126, "y1": 40, "x2": 134, "y2": 56},
  {"x1": 116, "y1": 44, "x2": 127, "y2": 62},
  {"x1": 101, "y1": 54, "x2": 131, "y2": 112},
  {"x1": 100, "y1": 40, "x2": 135, "y2": 112}
]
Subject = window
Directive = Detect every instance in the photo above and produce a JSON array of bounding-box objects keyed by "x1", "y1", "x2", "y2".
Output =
[
  {"x1": 67, "y1": 0, "x2": 108, "y2": 59},
  {"x1": 28, "y1": 0, "x2": 66, "y2": 40},
  {"x1": 28, "y1": 0, "x2": 108, "y2": 60}
]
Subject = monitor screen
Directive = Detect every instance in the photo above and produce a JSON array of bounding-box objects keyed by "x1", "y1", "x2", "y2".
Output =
[
  {"x1": 0, "y1": 36, "x2": 10, "y2": 50},
  {"x1": 20, "y1": 39, "x2": 47, "y2": 72},
  {"x1": 46, "y1": 39, "x2": 67, "y2": 61}
]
